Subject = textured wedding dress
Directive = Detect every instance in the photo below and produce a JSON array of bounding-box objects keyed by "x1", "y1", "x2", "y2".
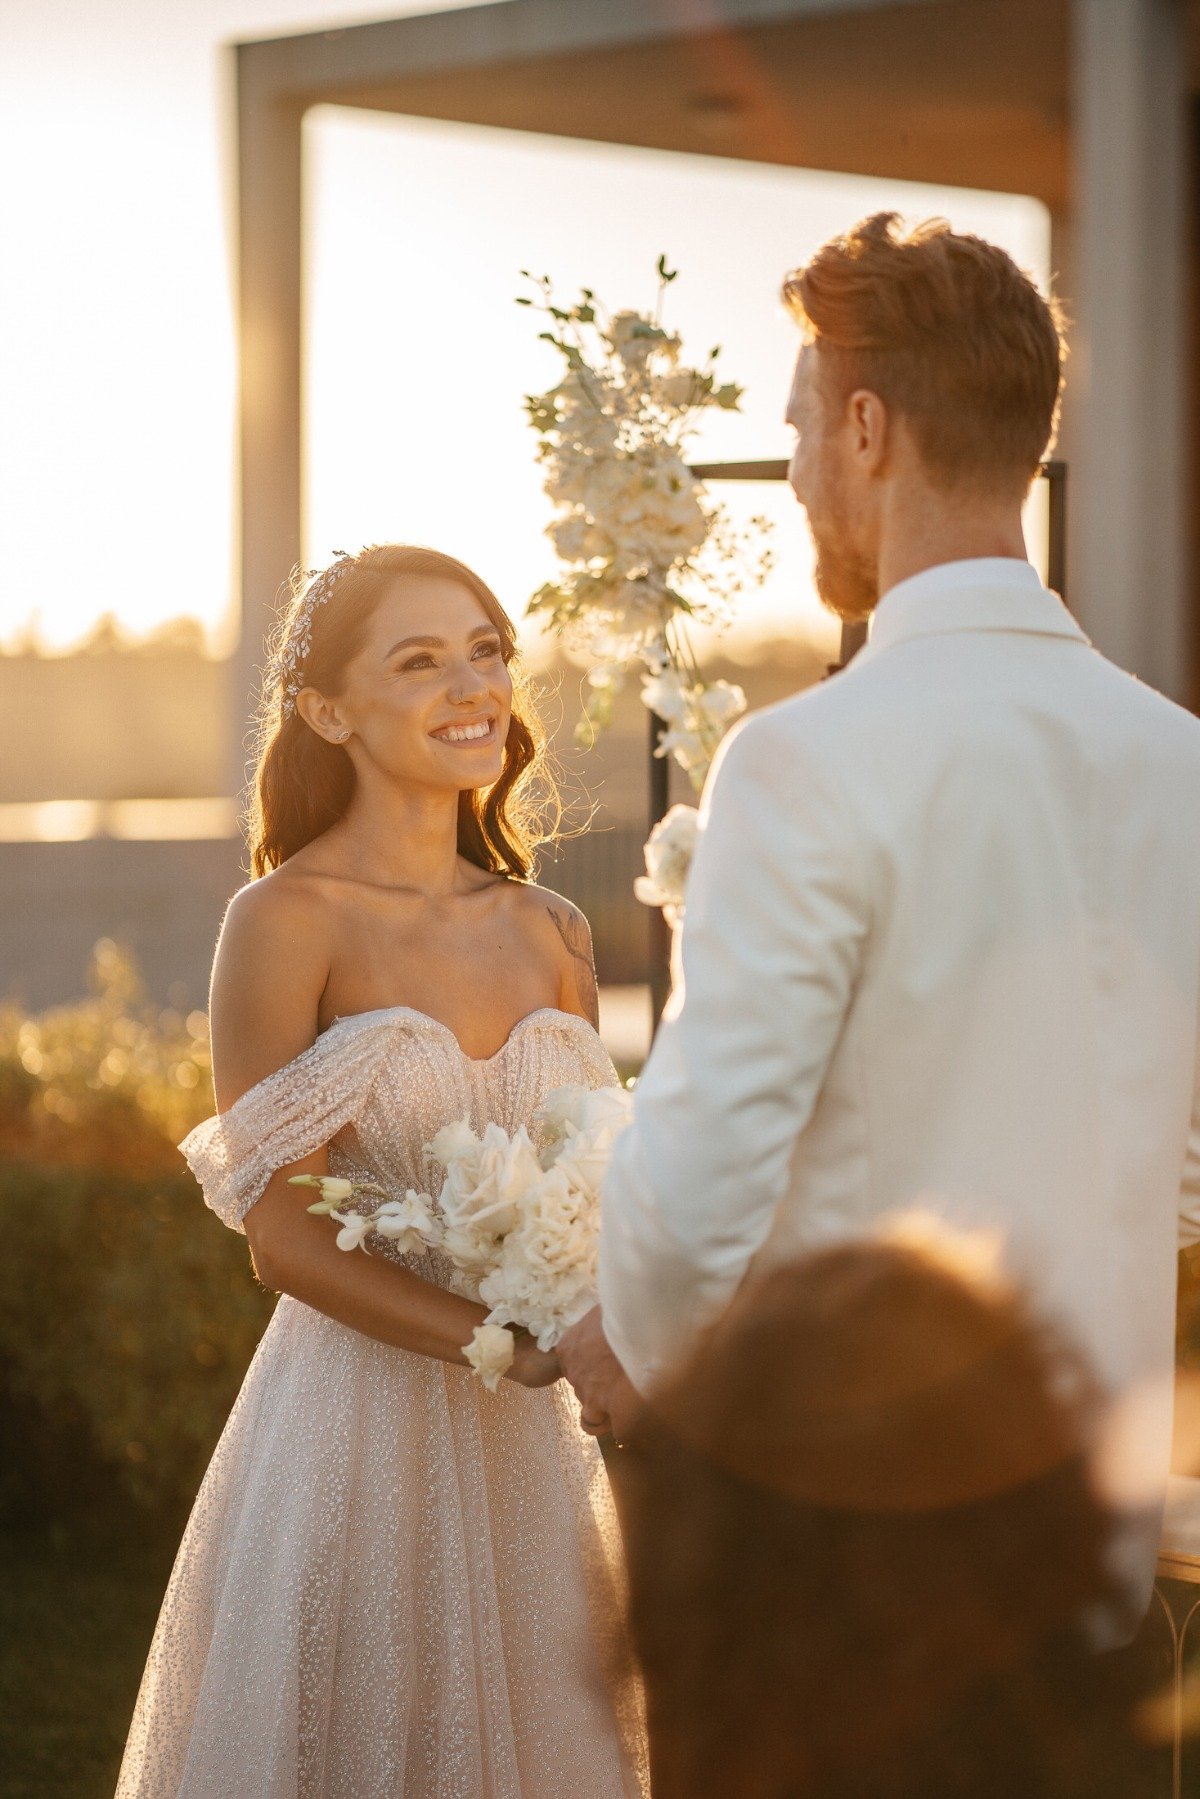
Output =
[{"x1": 116, "y1": 1006, "x2": 648, "y2": 1799}]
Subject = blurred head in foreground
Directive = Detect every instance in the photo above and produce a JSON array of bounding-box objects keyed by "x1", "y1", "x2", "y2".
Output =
[
  {"x1": 782, "y1": 212, "x2": 1066, "y2": 621},
  {"x1": 620, "y1": 1222, "x2": 1151, "y2": 1799}
]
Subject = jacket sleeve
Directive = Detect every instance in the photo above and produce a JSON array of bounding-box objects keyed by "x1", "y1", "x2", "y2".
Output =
[{"x1": 598, "y1": 708, "x2": 871, "y2": 1390}]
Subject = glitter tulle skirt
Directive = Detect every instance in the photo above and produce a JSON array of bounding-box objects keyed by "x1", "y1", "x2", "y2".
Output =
[
  {"x1": 116, "y1": 1294, "x2": 644, "y2": 1797},
  {"x1": 117, "y1": 1007, "x2": 647, "y2": 1797}
]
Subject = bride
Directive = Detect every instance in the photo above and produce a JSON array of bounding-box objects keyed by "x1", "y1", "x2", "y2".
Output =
[{"x1": 116, "y1": 544, "x2": 648, "y2": 1798}]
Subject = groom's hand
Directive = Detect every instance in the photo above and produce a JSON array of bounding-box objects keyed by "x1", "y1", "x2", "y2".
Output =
[{"x1": 558, "y1": 1306, "x2": 641, "y2": 1440}]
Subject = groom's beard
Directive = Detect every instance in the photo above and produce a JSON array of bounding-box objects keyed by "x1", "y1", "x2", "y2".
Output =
[{"x1": 804, "y1": 471, "x2": 879, "y2": 623}]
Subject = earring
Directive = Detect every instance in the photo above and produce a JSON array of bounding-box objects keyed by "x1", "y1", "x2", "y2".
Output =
[{"x1": 336, "y1": 730, "x2": 349, "y2": 742}]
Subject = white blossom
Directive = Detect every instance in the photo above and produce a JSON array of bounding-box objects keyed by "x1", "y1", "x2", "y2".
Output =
[
  {"x1": 463, "y1": 1323, "x2": 516, "y2": 1391},
  {"x1": 372, "y1": 1191, "x2": 441, "y2": 1257},
  {"x1": 635, "y1": 803, "x2": 702, "y2": 927},
  {"x1": 331, "y1": 1210, "x2": 374, "y2": 1254}
]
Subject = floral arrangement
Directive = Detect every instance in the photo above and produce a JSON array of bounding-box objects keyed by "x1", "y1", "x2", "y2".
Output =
[
  {"x1": 520, "y1": 259, "x2": 773, "y2": 924},
  {"x1": 293, "y1": 1083, "x2": 632, "y2": 1389}
]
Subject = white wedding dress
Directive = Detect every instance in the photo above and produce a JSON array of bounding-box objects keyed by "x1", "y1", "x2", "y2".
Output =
[{"x1": 116, "y1": 1006, "x2": 648, "y2": 1799}]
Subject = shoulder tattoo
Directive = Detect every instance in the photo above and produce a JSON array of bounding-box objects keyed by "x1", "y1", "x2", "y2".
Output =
[{"x1": 546, "y1": 906, "x2": 599, "y2": 1027}]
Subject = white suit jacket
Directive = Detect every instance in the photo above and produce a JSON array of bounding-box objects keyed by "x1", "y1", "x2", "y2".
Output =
[{"x1": 600, "y1": 559, "x2": 1200, "y2": 1589}]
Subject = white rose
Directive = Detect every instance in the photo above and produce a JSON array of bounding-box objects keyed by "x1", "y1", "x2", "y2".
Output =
[
  {"x1": 428, "y1": 1117, "x2": 479, "y2": 1167},
  {"x1": 437, "y1": 1122, "x2": 543, "y2": 1238},
  {"x1": 463, "y1": 1323, "x2": 516, "y2": 1391},
  {"x1": 635, "y1": 804, "x2": 701, "y2": 926},
  {"x1": 534, "y1": 1082, "x2": 631, "y2": 1151}
]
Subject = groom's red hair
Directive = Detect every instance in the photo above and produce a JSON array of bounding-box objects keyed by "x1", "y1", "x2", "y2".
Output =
[{"x1": 783, "y1": 212, "x2": 1066, "y2": 495}]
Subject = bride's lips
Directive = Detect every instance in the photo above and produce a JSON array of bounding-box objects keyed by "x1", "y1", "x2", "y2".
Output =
[{"x1": 429, "y1": 717, "x2": 498, "y2": 747}]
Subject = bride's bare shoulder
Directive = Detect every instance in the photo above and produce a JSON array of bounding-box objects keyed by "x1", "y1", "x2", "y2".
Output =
[
  {"x1": 219, "y1": 862, "x2": 335, "y2": 962},
  {"x1": 504, "y1": 879, "x2": 599, "y2": 1026},
  {"x1": 210, "y1": 867, "x2": 336, "y2": 1107}
]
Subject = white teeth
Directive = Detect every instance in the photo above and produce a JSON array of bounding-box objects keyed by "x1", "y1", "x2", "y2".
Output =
[{"x1": 435, "y1": 721, "x2": 492, "y2": 744}]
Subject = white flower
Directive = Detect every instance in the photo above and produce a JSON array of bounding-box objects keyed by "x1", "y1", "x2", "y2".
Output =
[
  {"x1": 428, "y1": 1117, "x2": 479, "y2": 1166},
  {"x1": 641, "y1": 667, "x2": 689, "y2": 724},
  {"x1": 436, "y1": 1121, "x2": 545, "y2": 1240},
  {"x1": 697, "y1": 680, "x2": 746, "y2": 729},
  {"x1": 534, "y1": 1083, "x2": 632, "y2": 1152},
  {"x1": 331, "y1": 1210, "x2": 374, "y2": 1253},
  {"x1": 372, "y1": 1191, "x2": 441, "y2": 1256},
  {"x1": 550, "y1": 515, "x2": 592, "y2": 563},
  {"x1": 657, "y1": 367, "x2": 702, "y2": 408},
  {"x1": 290, "y1": 1173, "x2": 356, "y2": 1214},
  {"x1": 642, "y1": 673, "x2": 746, "y2": 787},
  {"x1": 463, "y1": 1323, "x2": 516, "y2": 1392},
  {"x1": 534, "y1": 1085, "x2": 633, "y2": 1193},
  {"x1": 635, "y1": 804, "x2": 701, "y2": 927}
]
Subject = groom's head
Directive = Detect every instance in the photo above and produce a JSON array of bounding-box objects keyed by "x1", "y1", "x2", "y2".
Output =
[{"x1": 782, "y1": 213, "x2": 1065, "y2": 620}]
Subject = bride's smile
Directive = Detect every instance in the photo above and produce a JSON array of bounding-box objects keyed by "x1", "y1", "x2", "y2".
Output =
[
  {"x1": 314, "y1": 576, "x2": 514, "y2": 789},
  {"x1": 429, "y1": 714, "x2": 498, "y2": 747}
]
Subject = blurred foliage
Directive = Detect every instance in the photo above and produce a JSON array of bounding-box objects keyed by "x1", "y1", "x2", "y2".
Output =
[
  {"x1": 0, "y1": 939, "x2": 213, "y2": 1173},
  {"x1": 0, "y1": 1161, "x2": 273, "y2": 1517},
  {"x1": 0, "y1": 942, "x2": 273, "y2": 1521}
]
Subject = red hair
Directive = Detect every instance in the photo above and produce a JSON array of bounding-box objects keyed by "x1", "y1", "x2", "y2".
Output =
[{"x1": 783, "y1": 212, "x2": 1066, "y2": 494}]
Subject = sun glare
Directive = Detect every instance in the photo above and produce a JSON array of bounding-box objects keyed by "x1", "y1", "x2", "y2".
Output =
[{"x1": 4, "y1": 82, "x2": 1049, "y2": 656}]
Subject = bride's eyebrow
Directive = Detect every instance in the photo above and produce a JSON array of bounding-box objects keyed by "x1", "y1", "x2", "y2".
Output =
[{"x1": 385, "y1": 625, "x2": 499, "y2": 657}]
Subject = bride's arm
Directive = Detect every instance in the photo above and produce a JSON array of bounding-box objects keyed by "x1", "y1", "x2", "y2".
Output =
[{"x1": 207, "y1": 879, "x2": 556, "y2": 1383}]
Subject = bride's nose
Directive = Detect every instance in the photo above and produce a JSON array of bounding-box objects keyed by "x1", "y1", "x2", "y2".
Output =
[{"x1": 448, "y1": 661, "x2": 487, "y2": 705}]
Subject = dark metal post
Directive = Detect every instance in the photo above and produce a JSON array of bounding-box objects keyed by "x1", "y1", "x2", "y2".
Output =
[
  {"x1": 647, "y1": 708, "x2": 672, "y2": 1033},
  {"x1": 1044, "y1": 459, "x2": 1068, "y2": 602}
]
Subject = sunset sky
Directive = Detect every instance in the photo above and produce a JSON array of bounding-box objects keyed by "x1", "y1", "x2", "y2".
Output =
[{"x1": 1, "y1": 0, "x2": 1050, "y2": 660}]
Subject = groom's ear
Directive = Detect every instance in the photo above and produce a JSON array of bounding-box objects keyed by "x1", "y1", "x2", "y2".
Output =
[{"x1": 846, "y1": 388, "x2": 890, "y2": 478}]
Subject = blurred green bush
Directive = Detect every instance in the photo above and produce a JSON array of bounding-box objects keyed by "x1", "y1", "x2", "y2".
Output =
[{"x1": 0, "y1": 943, "x2": 273, "y2": 1523}]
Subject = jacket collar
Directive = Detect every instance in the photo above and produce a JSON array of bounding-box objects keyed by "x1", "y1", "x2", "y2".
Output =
[{"x1": 864, "y1": 558, "x2": 1090, "y2": 659}]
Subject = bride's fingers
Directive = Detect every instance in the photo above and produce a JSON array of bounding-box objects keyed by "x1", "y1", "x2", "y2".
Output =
[{"x1": 579, "y1": 1410, "x2": 611, "y2": 1437}]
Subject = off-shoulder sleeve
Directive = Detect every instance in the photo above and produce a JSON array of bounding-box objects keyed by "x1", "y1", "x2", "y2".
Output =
[
  {"x1": 180, "y1": 1020, "x2": 398, "y2": 1233},
  {"x1": 573, "y1": 1024, "x2": 621, "y2": 1092}
]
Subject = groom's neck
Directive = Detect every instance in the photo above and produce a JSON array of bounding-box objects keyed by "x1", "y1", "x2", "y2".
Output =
[{"x1": 874, "y1": 480, "x2": 1030, "y2": 601}]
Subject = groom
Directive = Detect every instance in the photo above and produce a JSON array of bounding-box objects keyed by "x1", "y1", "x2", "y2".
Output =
[{"x1": 560, "y1": 211, "x2": 1200, "y2": 1613}]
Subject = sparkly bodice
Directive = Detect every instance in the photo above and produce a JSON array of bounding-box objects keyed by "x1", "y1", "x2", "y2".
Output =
[{"x1": 182, "y1": 1006, "x2": 619, "y2": 1237}]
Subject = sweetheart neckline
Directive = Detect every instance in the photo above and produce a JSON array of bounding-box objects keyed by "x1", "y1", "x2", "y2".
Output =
[{"x1": 324, "y1": 1003, "x2": 601, "y2": 1066}]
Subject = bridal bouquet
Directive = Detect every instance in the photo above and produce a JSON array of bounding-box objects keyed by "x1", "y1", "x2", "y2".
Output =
[{"x1": 292, "y1": 1083, "x2": 632, "y2": 1389}]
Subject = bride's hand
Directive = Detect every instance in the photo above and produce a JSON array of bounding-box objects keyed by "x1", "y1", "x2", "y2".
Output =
[{"x1": 506, "y1": 1336, "x2": 562, "y2": 1388}]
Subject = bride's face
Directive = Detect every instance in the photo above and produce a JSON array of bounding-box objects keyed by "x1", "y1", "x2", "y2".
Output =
[{"x1": 323, "y1": 576, "x2": 513, "y2": 791}]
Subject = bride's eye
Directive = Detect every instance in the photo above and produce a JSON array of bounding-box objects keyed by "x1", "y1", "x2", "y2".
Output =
[
  {"x1": 473, "y1": 639, "x2": 502, "y2": 660},
  {"x1": 400, "y1": 653, "x2": 436, "y2": 672}
]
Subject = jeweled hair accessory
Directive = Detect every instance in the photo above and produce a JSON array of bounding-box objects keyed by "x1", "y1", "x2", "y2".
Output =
[{"x1": 274, "y1": 550, "x2": 357, "y2": 718}]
